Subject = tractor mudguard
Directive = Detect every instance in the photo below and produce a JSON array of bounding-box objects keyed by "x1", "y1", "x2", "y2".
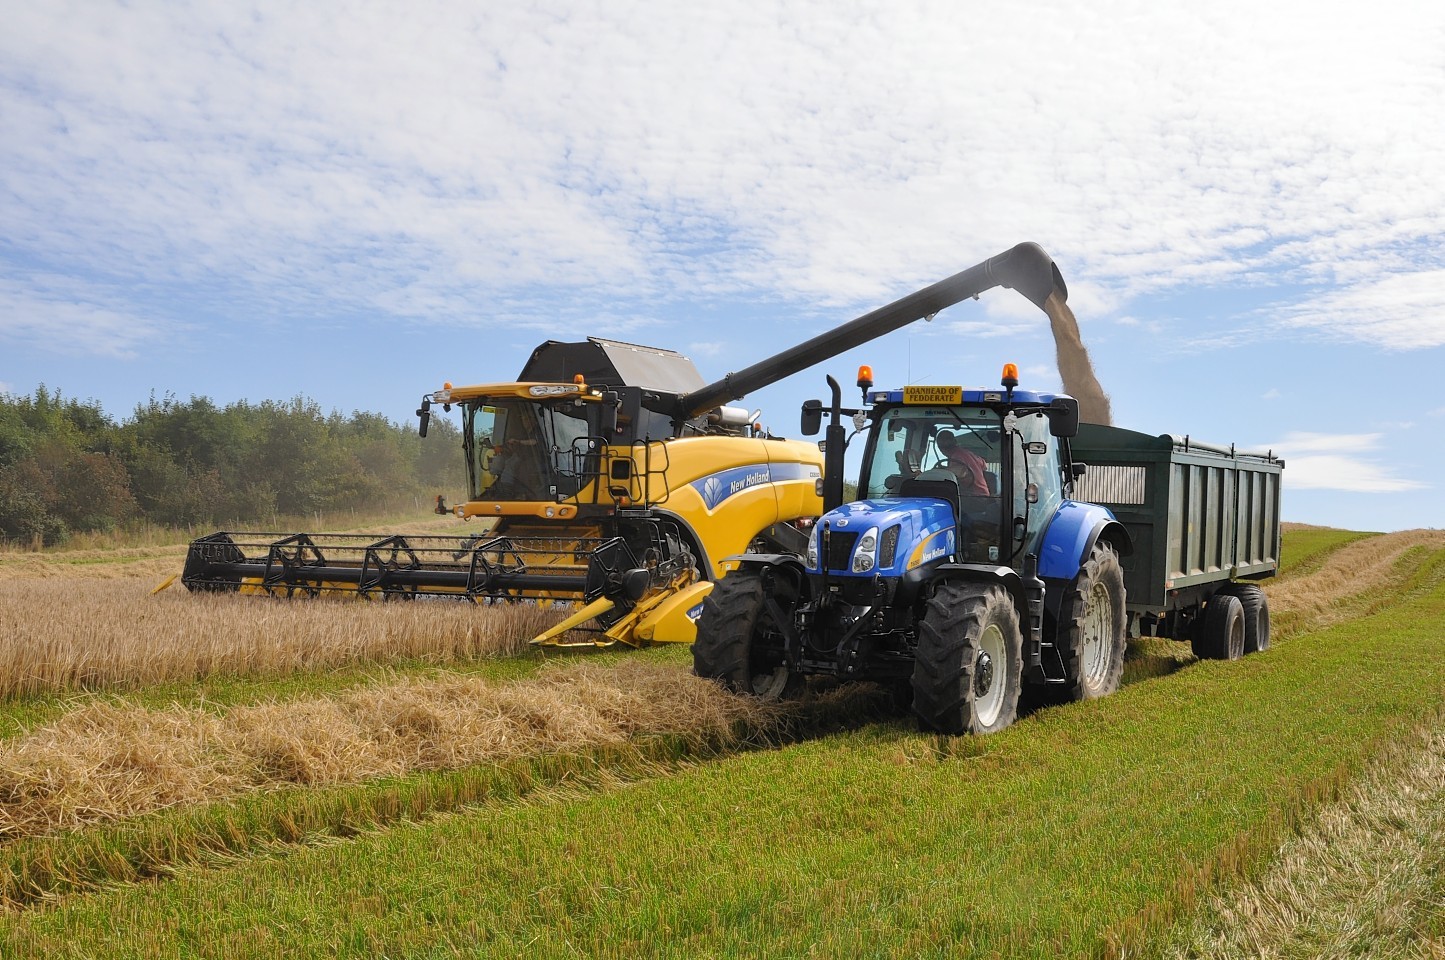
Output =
[{"x1": 1037, "y1": 501, "x2": 1132, "y2": 581}]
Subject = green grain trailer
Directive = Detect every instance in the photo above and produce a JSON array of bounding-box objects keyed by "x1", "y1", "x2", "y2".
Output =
[{"x1": 1070, "y1": 423, "x2": 1283, "y2": 660}]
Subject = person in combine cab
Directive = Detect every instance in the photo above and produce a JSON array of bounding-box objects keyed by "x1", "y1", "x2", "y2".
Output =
[{"x1": 936, "y1": 430, "x2": 990, "y2": 496}]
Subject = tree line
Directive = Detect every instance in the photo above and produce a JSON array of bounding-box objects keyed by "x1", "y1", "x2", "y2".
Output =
[{"x1": 0, "y1": 387, "x2": 462, "y2": 546}]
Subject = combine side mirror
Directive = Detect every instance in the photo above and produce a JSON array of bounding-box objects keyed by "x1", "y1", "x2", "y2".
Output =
[
  {"x1": 599, "y1": 391, "x2": 620, "y2": 438},
  {"x1": 1046, "y1": 396, "x2": 1079, "y2": 439},
  {"x1": 801, "y1": 399, "x2": 823, "y2": 436},
  {"x1": 416, "y1": 397, "x2": 432, "y2": 438}
]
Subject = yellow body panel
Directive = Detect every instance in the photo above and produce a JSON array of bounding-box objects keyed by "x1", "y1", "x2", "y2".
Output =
[{"x1": 633, "y1": 580, "x2": 715, "y2": 643}]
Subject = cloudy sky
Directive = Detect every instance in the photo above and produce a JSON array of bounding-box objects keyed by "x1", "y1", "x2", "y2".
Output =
[{"x1": 3, "y1": 1, "x2": 1443, "y2": 532}]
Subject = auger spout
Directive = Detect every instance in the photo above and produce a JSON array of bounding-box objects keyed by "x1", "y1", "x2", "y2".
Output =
[{"x1": 673, "y1": 241, "x2": 1067, "y2": 423}]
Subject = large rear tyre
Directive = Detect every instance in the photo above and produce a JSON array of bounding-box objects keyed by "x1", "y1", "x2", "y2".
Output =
[
  {"x1": 912, "y1": 582, "x2": 1023, "y2": 735},
  {"x1": 1053, "y1": 541, "x2": 1127, "y2": 700},
  {"x1": 1220, "y1": 583, "x2": 1270, "y2": 654},
  {"x1": 692, "y1": 569, "x2": 799, "y2": 700},
  {"x1": 1192, "y1": 592, "x2": 1245, "y2": 661}
]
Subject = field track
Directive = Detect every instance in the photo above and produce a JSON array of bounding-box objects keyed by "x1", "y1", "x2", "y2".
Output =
[{"x1": 0, "y1": 525, "x2": 1442, "y2": 956}]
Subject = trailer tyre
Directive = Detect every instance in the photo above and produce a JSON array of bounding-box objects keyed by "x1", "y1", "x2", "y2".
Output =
[
  {"x1": 1192, "y1": 593, "x2": 1245, "y2": 661},
  {"x1": 692, "y1": 569, "x2": 800, "y2": 701},
  {"x1": 1221, "y1": 583, "x2": 1270, "y2": 654},
  {"x1": 1055, "y1": 541, "x2": 1127, "y2": 701},
  {"x1": 912, "y1": 582, "x2": 1022, "y2": 735}
]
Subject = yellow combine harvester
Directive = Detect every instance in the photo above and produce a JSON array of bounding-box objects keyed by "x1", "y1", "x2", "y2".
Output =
[
  {"x1": 178, "y1": 338, "x2": 825, "y2": 647},
  {"x1": 178, "y1": 242, "x2": 1067, "y2": 648}
]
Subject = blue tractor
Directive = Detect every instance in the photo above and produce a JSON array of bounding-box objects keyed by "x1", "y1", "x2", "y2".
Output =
[
  {"x1": 691, "y1": 243, "x2": 1280, "y2": 734},
  {"x1": 694, "y1": 368, "x2": 1130, "y2": 734}
]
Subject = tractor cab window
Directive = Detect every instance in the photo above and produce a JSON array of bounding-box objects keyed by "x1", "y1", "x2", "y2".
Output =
[
  {"x1": 463, "y1": 400, "x2": 595, "y2": 502},
  {"x1": 862, "y1": 407, "x2": 1002, "y2": 499}
]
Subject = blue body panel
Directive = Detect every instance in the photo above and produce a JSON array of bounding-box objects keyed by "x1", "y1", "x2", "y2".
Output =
[
  {"x1": 1037, "y1": 499, "x2": 1118, "y2": 580},
  {"x1": 808, "y1": 498, "x2": 956, "y2": 577}
]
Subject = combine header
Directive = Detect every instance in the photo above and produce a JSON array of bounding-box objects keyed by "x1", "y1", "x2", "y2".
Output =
[{"x1": 177, "y1": 244, "x2": 1072, "y2": 648}]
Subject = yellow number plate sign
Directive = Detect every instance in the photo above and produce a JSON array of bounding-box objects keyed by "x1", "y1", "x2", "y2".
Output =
[{"x1": 902, "y1": 386, "x2": 963, "y2": 405}]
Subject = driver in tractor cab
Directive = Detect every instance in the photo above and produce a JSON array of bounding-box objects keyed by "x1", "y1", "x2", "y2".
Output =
[{"x1": 936, "y1": 430, "x2": 990, "y2": 496}]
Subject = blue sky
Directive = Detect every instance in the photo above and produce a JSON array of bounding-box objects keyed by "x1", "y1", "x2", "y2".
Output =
[{"x1": 2, "y1": 1, "x2": 1443, "y2": 532}]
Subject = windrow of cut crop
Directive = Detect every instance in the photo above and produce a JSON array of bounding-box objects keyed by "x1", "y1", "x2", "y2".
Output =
[
  {"x1": 1267, "y1": 529, "x2": 1445, "y2": 638},
  {"x1": 0, "y1": 670, "x2": 889, "y2": 909}
]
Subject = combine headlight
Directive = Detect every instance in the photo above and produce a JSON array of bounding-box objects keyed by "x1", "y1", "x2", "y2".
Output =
[{"x1": 852, "y1": 526, "x2": 879, "y2": 573}]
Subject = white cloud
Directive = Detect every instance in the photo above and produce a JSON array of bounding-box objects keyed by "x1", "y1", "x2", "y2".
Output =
[
  {"x1": 1262, "y1": 389, "x2": 1281, "y2": 400},
  {"x1": 0, "y1": 274, "x2": 171, "y2": 359},
  {"x1": 0, "y1": 1, "x2": 1443, "y2": 355},
  {"x1": 1273, "y1": 270, "x2": 1445, "y2": 349},
  {"x1": 1270, "y1": 432, "x2": 1427, "y2": 493}
]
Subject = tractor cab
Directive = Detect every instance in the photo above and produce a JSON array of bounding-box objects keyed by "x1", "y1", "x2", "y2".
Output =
[{"x1": 858, "y1": 400, "x2": 1068, "y2": 564}]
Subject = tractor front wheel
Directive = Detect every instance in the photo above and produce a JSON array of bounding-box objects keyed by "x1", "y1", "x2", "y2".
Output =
[
  {"x1": 912, "y1": 581, "x2": 1023, "y2": 735},
  {"x1": 692, "y1": 569, "x2": 799, "y2": 700}
]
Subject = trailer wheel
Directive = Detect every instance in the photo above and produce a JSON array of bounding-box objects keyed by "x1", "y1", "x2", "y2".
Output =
[
  {"x1": 1192, "y1": 593, "x2": 1245, "y2": 661},
  {"x1": 912, "y1": 582, "x2": 1022, "y2": 735},
  {"x1": 1055, "y1": 541, "x2": 1127, "y2": 700},
  {"x1": 692, "y1": 569, "x2": 800, "y2": 700},
  {"x1": 1221, "y1": 583, "x2": 1270, "y2": 654}
]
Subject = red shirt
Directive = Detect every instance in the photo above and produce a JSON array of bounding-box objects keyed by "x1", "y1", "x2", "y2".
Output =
[{"x1": 945, "y1": 450, "x2": 991, "y2": 496}]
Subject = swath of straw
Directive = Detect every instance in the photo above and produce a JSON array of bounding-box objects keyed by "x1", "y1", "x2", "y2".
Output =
[{"x1": 0, "y1": 662, "x2": 782, "y2": 840}]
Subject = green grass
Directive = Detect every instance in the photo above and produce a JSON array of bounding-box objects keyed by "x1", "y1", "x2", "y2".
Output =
[{"x1": 5, "y1": 546, "x2": 1445, "y2": 958}]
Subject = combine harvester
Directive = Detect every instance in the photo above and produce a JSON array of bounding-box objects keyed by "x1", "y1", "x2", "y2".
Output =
[{"x1": 180, "y1": 243, "x2": 1169, "y2": 652}]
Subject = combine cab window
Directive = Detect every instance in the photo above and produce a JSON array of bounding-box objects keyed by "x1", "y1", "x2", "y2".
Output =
[{"x1": 464, "y1": 400, "x2": 597, "y2": 502}]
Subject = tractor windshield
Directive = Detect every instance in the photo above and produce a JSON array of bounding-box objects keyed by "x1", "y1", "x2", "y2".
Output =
[
  {"x1": 462, "y1": 399, "x2": 593, "y2": 501},
  {"x1": 860, "y1": 404, "x2": 1065, "y2": 564},
  {"x1": 860, "y1": 406, "x2": 1005, "y2": 563},
  {"x1": 861, "y1": 407, "x2": 1002, "y2": 500}
]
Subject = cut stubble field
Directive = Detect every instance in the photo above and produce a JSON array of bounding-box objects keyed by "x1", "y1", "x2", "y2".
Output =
[{"x1": 0, "y1": 525, "x2": 1442, "y2": 957}]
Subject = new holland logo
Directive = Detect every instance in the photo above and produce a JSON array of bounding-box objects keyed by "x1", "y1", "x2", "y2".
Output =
[
  {"x1": 702, "y1": 476, "x2": 725, "y2": 509},
  {"x1": 694, "y1": 464, "x2": 773, "y2": 510}
]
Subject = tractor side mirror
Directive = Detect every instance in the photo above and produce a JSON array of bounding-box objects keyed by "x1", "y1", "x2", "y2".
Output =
[
  {"x1": 801, "y1": 399, "x2": 823, "y2": 436},
  {"x1": 1047, "y1": 396, "x2": 1079, "y2": 438}
]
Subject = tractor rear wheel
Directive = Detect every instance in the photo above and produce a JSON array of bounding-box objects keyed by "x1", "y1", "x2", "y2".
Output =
[
  {"x1": 912, "y1": 581, "x2": 1022, "y2": 735},
  {"x1": 1053, "y1": 541, "x2": 1127, "y2": 700},
  {"x1": 1192, "y1": 592, "x2": 1245, "y2": 661},
  {"x1": 692, "y1": 569, "x2": 799, "y2": 700},
  {"x1": 1220, "y1": 583, "x2": 1270, "y2": 654}
]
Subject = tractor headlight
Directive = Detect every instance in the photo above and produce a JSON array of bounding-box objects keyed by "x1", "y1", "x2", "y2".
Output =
[
  {"x1": 806, "y1": 526, "x2": 820, "y2": 569},
  {"x1": 852, "y1": 526, "x2": 879, "y2": 573}
]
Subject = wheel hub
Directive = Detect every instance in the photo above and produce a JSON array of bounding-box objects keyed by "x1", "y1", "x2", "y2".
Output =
[{"x1": 974, "y1": 650, "x2": 994, "y2": 699}]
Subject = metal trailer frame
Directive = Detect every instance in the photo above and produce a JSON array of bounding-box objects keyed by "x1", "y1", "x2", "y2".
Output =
[{"x1": 1070, "y1": 423, "x2": 1284, "y2": 616}]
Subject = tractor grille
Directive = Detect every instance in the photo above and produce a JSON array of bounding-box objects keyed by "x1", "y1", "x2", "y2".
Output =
[{"x1": 825, "y1": 531, "x2": 859, "y2": 570}]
